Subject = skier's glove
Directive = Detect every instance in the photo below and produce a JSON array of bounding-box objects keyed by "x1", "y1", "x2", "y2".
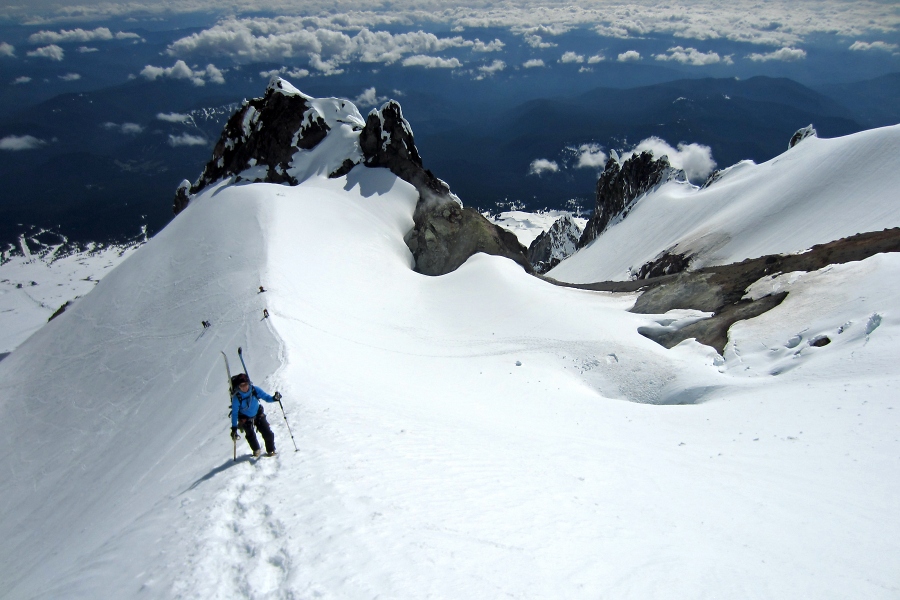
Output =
[
  {"x1": 273, "y1": 392, "x2": 282, "y2": 401},
  {"x1": 230, "y1": 426, "x2": 240, "y2": 440}
]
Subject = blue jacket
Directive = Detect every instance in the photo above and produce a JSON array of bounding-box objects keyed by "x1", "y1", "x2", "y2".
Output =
[{"x1": 232, "y1": 384, "x2": 276, "y2": 427}]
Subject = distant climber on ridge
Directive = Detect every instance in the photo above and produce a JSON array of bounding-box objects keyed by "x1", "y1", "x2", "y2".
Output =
[{"x1": 230, "y1": 372, "x2": 282, "y2": 457}]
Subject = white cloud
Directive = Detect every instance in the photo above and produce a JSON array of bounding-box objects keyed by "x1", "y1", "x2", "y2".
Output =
[
  {"x1": 620, "y1": 136, "x2": 716, "y2": 184},
  {"x1": 849, "y1": 40, "x2": 898, "y2": 52},
  {"x1": 573, "y1": 143, "x2": 608, "y2": 169},
  {"x1": 479, "y1": 59, "x2": 506, "y2": 74},
  {"x1": 168, "y1": 133, "x2": 207, "y2": 147},
  {"x1": 523, "y1": 58, "x2": 545, "y2": 68},
  {"x1": 528, "y1": 159, "x2": 559, "y2": 176},
  {"x1": 259, "y1": 66, "x2": 310, "y2": 79},
  {"x1": 560, "y1": 51, "x2": 584, "y2": 63},
  {"x1": 401, "y1": 55, "x2": 462, "y2": 68},
  {"x1": 27, "y1": 45, "x2": 64, "y2": 60},
  {"x1": 0, "y1": 135, "x2": 45, "y2": 150},
  {"x1": 8, "y1": 2, "x2": 898, "y2": 52},
  {"x1": 617, "y1": 50, "x2": 641, "y2": 62},
  {"x1": 103, "y1": 122, "x2": 143, "y2": 134},
  {"x1": 29, "y1": 27, "x2": 113, "y2": 44},
  {"x1": 354, "y1": 87, "x2": 388, "y2": 107},
  {"x1": 654, "y1": 46, "x2": 733, "y2": 65},
  {"x1": 12, "y1": 76, "x2": 31, "y2": 84},
  {"x1": 167, "y1": 19, "x2": 487, "y2": 74},
  {"x1": 76, "y1": 46, "x2": 98, "y2": 53},
  {"x1": 140, "y1": 60, "x2": 225, "y2": 86},
  {"x1": 58, "y1": 73, "x2": 81, "y2": 81},
  {"x1": 27, "y1": 28, "x2": 141, "y2": 45},
  {"x1": 524, "y1": 34, "x2": 557, "y2": 48},
  {"x1": 593, "y1": 24, "x2": 635, "y2": 39},
  {"x1": 157, "y1": 112, "x2": 192, "y2": 124},
  {"x1": 472, "y1": 39, "x2": 504, "y2": 52},
  {"x1": 587, "y1": 54, "x2": 605, "y2": 63},
  {"x1": 747, "y1": 46, "x2": 806, "y2": 62},
  {"x1": 0, "y1": 42, "x2": 14, "y2": 58}
]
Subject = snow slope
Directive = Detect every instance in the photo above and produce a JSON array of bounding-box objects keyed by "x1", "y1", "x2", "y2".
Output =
[
  {"x1": 0, "y1": 236, "x2": 143, "y2": 354},
  {"x1": 0, "y1": 167, "x2": 898, "y2": 597},
  {"x1": 549, "y1": 125, "x2": 900, "y2": 283}
]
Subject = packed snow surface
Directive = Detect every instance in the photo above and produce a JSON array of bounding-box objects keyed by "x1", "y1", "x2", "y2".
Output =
[
  {"x1": 0, "y1": 163, "x2": 898, "y2": 598},
  {"x1": 549, "y1": 124, "x2": 900, "y2": 283},
  {"x1": 0, "y1": 235, "x2": 143, "y2": 353}
]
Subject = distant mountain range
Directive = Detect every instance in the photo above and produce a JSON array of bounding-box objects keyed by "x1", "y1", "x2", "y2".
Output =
[{"x1": 1, "y1": 71, "x2": 897, "y2": 248}]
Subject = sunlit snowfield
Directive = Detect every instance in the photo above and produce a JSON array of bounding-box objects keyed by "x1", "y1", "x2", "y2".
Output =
[{"x1": 1, "y1": 128, "x2": 898, "y2": 596}]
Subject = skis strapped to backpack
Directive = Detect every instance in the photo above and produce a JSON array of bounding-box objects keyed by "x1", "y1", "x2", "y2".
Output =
[{"x1": 222, "y1": 350, "x2": 237, "y2": 461}]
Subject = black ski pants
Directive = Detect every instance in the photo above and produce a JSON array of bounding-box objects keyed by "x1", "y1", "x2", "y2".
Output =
[{"x1": 239, "y1": 406, "x2": 275, "y2": 453}]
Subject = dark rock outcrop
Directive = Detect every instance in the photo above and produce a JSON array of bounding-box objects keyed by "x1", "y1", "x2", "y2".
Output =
[
  {"x1": 49, "y1": 299, "x2": 73, "y2": 321},
  {"x1": 527, "y1": 213, "x2": 583, "y2": 274},
  {"x1": 701, "y1": 169, "x2": 722, "y2": 189},
  {"x1": 407, "y1": 202, "x2": 531, "y2": 276},
  {"x1": 634, "y1": 248, "x2": 692, "y2": 279},
  {"x1": 174, "y1": 79, "x2": 331, "y2": 214},
  {"x1": 356, "y1": 100, "x2": 528, "y2": 275},
  {"x1": 789, "y1": 124, "x2": 817, "y2": 149},
  {"x1": 579, "y1": 152, "x2": 681, "y2": 248},
  {"x1": 172, "y1": 80, "x2": 530, "y2": 276},
  {"x1": 542, "y1": 227, "x2": 900, "y2": 353},
  {"x1": 358, "y1": 101, "x2": 450, "y2": 201}
]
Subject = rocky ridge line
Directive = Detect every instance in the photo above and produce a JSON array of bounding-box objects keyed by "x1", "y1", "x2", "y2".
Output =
[
  {"x1": 543, "y1": 227, "x2": 900, "y2": 353},
  {"x1": 174, "y1": 79, "x2": 528, "y2": 276},
  {"x1": 578, "y1": 151, "x2": 683, "y2": 248}
]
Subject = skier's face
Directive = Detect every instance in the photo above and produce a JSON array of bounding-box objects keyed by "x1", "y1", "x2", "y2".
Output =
[{"x1": 239, "y1": 382, "x2": 250, "y2": 392}]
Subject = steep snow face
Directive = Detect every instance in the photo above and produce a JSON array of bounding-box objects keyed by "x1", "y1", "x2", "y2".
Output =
[
  {"x1": 549, "y1": 125, "x2": 900, "y2": 283},
  {"x1": 1, "y1": 166, "x2": 899, "y2": 598}
]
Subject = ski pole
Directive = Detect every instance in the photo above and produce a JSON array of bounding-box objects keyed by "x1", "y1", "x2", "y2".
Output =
[
  {"x1": 277, "y1": 395, "x2": 299, "y2": 452},
  {"x1": 238, "y1": 346, "x2": 248, "y2": 377}
]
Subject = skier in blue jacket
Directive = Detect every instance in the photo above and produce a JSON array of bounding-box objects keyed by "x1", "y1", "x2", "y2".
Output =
[{"x1": 230, "y1": 372, "x2": 281, "y2": 457}]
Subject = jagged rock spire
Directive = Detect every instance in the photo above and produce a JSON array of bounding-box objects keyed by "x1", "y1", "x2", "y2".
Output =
[{"x1": 578, "y1": 151, "x2": 682, "y2": 248}]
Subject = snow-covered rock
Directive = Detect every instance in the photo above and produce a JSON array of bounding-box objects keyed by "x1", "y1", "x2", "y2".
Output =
[
  {"x1": 527, "y1": 212, "x2": 584, "y2": 273},
  {"x1": 579, "y1": 151, "x2": 684, "y2": 248},
  {"x1": 549, "y1": 124, "x2": 900, "y2": 283},
  {"x1": 174, "y1": 78, "x2": 529, "y2": 276},
  {"x1": 789, "y1": 123, "x2": 817, "y2": 148}
]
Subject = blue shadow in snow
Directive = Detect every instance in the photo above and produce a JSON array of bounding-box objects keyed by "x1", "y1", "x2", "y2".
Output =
[{"x1": 343, "y1": 166, "x2": 397, "y2": 198}]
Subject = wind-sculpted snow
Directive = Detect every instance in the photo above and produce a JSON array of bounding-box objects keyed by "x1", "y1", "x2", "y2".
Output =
[{"x1": 1, "y1": 160, "x2": 899, "y2": 597}]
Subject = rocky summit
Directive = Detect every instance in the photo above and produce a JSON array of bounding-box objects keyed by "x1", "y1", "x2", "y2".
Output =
[
  {"x1": 527, "y1": 214, "x2": 583, "y2": 274},
  {"x1": 173, "y1": 78, "x2": 528, "y2": 276},
  {"x1": 578, "y1": 151, "x2": 683, "y2": 249}
]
